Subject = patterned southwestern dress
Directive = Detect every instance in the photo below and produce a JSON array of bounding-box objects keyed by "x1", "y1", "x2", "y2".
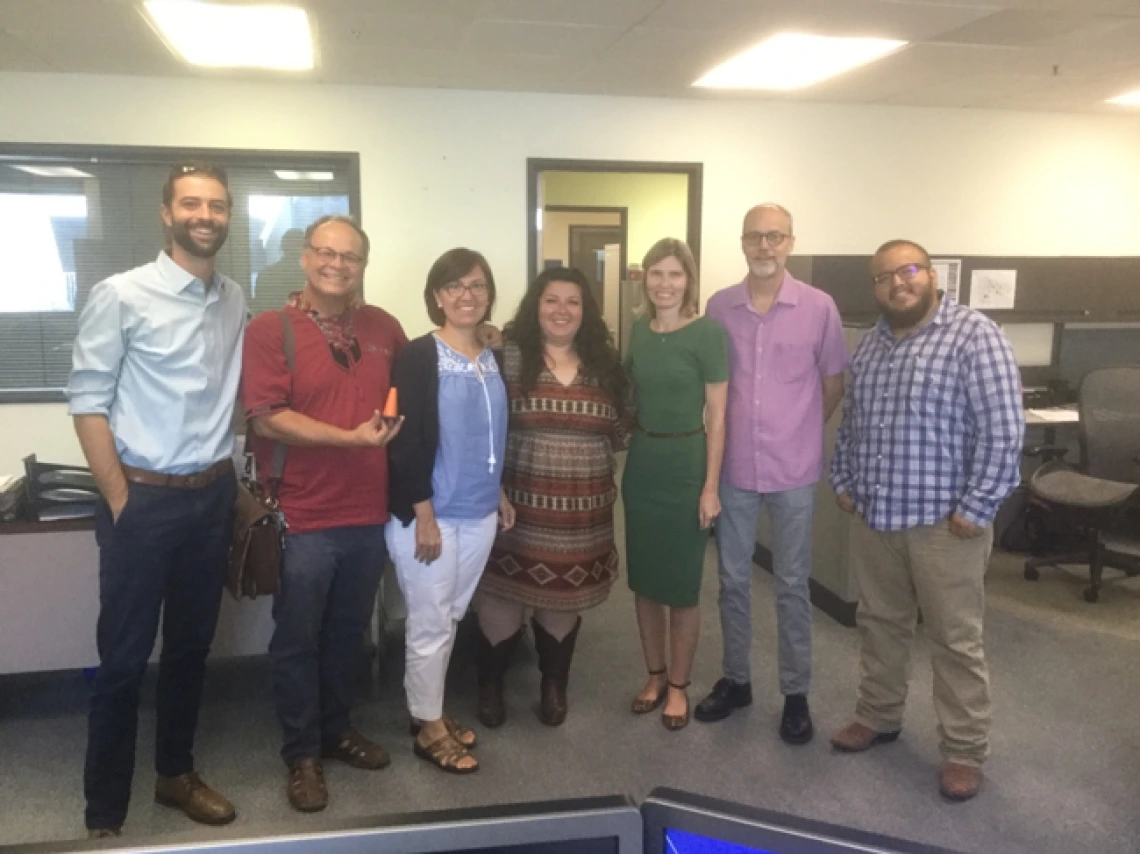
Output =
[{"x1": 481, "y1": 341, "x2": 630, "y2": 611}]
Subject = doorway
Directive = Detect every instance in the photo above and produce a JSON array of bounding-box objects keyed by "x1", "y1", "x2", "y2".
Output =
[{"x1": 527, "y1": 158, "x2": 703, "y2": 353}]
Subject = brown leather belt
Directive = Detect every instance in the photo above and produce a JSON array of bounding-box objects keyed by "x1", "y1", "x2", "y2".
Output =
[
  {"x1": 121, "y1": 459, "x2": 232, "y2": 489},
  {"x1": 636, "y1": 424, "x2": 705, "y2": 439}
]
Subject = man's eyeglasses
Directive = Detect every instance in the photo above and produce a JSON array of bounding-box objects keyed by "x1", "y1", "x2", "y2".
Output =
[
  {"x1": 741, "y1": 231, "x2": 791, "y2": 248},
  {"x1": 872, "y1": 264, "x2": 930, "y2": 286},
  {"x1": 309, "y1": 245, "x2": 365, "y2": 267},
  {"x1": 441, "y1": 280, "x2": 489, "y2": 297}
]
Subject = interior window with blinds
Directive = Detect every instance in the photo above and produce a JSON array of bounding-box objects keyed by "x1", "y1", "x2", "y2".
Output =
[{"x1": 0, "y1": 148, "x2": 358, "y2": 402}]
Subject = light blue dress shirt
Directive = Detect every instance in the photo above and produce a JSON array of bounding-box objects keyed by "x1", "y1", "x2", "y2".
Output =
[
  {"x1": 67, "y1": 251, "x2": 246, "y2": 474},
  {"x1": 431, "y1": 334, "x2": 508, "y2": 520}
]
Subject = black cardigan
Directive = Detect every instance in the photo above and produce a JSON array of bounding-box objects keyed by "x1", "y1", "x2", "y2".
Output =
[{"x1": 386, "y1": 332, "x2": 503, "y2": 526}]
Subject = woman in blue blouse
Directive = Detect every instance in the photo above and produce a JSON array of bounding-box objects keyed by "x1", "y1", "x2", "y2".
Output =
[{"x1": 386, "y1": 247, "x2": 513, "y2": 774}]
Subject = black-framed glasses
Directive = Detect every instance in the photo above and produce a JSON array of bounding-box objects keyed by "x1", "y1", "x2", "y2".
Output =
[
  {"x1": 441, "y1": 280, "x2": 489, "y2": 297},
  {"x1": 308, "y1": 245, "x2": 365, "y2": 267},
  {"x1": 872, "y1": 263, "x2": 930, "y2": 286},
  {"x1": 741, "y1": 230, "x2": 791, "y2": 248}
]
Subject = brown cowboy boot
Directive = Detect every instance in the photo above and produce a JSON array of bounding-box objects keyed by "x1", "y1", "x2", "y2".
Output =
[
  {"x1": 532, "y1": 617, "x2": 581, "y2": 727},
  {"x1": 474, "y1": 626, "x2": 524, "y2": 728}
]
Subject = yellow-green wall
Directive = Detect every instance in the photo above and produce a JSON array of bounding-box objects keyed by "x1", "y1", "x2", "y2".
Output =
[{"x1": 542, "y1": 171, "x2": 689, "y2": 266}]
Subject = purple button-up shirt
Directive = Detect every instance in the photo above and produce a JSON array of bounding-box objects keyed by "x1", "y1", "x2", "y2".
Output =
[{"x1": 706, "y1": 273, "x2": 848, "y2": 493}]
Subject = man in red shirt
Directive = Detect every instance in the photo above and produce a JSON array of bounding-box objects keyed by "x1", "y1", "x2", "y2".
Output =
[{"x1": 242, "y1": 215, "x2": 406, "y2": 813}]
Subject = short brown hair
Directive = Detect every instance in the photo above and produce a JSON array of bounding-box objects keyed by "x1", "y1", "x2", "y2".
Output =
[
  {"x1": 162, "y1": 160, "x2": 231, "y2": 209},
  {"x1": 640, "y1": 237, "x2": 700, "y2": 319},
  {"x1": 424, "y1": 247, "x2": 497, "y2": 326}
]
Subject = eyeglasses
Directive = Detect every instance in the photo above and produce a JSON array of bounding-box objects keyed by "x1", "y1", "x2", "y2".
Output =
[
  {"x1": 440, "y1": 280, "x2": 489, "y2": 297},
  {"x1": 308, "y1": 245, "x2": 365, "y2": 267},
  {"x1": 741, "y1": 231, "x2": 791, "y2": 248},
  {"x1": 872, "y1": 263, "x2": 930, "y2": 286}
]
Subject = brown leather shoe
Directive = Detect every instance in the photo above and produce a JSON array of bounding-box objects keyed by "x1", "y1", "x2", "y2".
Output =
[
  {"x1": 830, "y1": 720, "x2": 901, "y2": 752},
  {"x1": 939, "y1": 761, "x2": 983, "y2": 802},
  {"x1": 287, "y1": 757, "x2": 328, "y2": 813},
  {"x1": 87, "y1": 828, "x2": 122, "y2": 839},
  {"x1": 322, "y1": 727, "x2": 391, "y2": 770},
  {"x1": 154, "y1": 772, "x2": 236, "y2": 826}
]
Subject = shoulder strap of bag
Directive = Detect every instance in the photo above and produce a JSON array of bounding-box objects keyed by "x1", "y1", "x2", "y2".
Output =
[{"x1": 268, "y1": 310, "x2": 295, "y2": 501}]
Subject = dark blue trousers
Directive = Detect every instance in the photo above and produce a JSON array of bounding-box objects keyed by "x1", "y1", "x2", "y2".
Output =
[
  {"x1": 84, "y1": 471, "x2": 236, "y2": 830},
  {"x1": 270, "y1": 525, "x2": 386, "y2": 765}
]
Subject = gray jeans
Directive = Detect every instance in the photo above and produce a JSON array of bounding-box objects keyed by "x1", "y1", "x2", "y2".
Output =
[{"x1": 715, "y1": 482, "x2": 815, "y2": 695}]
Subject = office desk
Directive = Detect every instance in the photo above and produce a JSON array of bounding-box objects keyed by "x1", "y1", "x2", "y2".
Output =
[
  {"x1": 0, "y1": 520, "x2": 274, "y2": 675},
  {"x1": 1026, "y1": 406, "x2": 1079, "y2": 427}
]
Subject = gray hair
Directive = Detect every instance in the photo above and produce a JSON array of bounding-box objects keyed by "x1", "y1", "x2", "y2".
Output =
[
  {"x1": 304, "y1": 214, "x2": 370, "y2": 261},
  {"x1": 742, "y1": 203, "x2": 794, "y2": 235}
]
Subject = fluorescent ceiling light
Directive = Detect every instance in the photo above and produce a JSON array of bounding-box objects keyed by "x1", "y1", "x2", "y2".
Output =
[
  {"x1": 1106, "y1": 89, "x2": 1140, "y2": 106},
  {"x1": 9, "y1": 165, "x2": 93, "y2": 178},
  {"x1": 143, "y1": 1, "x2": 313, "y2": 71},
  {"x1": 274, "y1": 170, "x2": 335, "y2": 181},
  {"x1": 693, "y1": 33, "x2": 907, "y2": 91}
]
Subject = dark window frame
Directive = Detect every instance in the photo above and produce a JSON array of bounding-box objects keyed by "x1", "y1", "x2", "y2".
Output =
[{"x1": 0, "y1": 143, "x2": 361, "y2": 404}]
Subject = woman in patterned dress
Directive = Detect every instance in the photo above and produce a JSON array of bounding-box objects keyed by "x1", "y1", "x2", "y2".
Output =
[{"x1": 475, "y1": 267, "x2": 630, "y2": 728}]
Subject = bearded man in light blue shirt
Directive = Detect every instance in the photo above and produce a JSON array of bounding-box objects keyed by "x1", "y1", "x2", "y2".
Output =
[{"x1": 68, "y1": 162, "x2": 245, "y2": 838}]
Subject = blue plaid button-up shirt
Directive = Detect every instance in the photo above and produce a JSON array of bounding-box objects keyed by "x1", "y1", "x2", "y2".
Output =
[{"x1": 830, "y1": 296, "x2": 1024, "y2": 532}]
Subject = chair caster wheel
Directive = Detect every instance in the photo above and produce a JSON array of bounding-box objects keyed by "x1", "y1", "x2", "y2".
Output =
[
  {"x1": 1023, "y1": 565, "x2": 1040, "y2": 581},
  {"x1": 1083, "y1": 587, "x2": 1099, "y2": 603}
]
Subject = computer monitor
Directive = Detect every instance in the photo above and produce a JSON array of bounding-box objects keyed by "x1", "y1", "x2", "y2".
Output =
[
  {"x1": 642, "y1": 788, "x2": 961, "y2": 854},
  {"x1": 4, "y1": 795, "x2": 641, "y2": 854}
]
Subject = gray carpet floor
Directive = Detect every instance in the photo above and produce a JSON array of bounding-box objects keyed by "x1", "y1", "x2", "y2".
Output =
[{"x1": 2, "y1": 543, "x2": 1140, "y2": 853}]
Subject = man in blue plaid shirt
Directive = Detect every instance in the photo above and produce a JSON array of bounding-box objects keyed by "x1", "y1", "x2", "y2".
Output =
[{"x1": 829, "y1": 239, "x2": 1023, "y2": 803}]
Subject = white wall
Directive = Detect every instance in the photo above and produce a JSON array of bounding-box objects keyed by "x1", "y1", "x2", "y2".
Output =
[{"x1": 2, "y1": 71, "x2": 1140, "y2": 473}]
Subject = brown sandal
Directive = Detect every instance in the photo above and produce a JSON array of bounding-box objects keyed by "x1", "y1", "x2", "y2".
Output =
[
  {"x1": 321, "y1": 727, "x2": 391, "y2": 770},
  {"x1": 413, "y1": 732, "x2": 479, "y2": 775},
  {"x1": 631, "y1": 668, "x2": 667, "y2": 714},
  {"x1": 662, "y1": 680, "x2": 691, "y2": 731},
  {"x1": 409, "y1": 715, "x2": 477, "y2": 749}
]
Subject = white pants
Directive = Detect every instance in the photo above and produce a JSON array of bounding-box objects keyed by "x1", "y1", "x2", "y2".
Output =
[{"x1": 385, "y1": 512, "x2": 498, "y2": 721}]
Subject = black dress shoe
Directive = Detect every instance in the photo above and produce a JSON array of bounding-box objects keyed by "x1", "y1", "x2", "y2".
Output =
[
  {"x1": 694, "y1": 678, "x2": 753, "y2": 723},
  {"x1": 779, "y1": 694, "x2": 814, "y2": 745}
]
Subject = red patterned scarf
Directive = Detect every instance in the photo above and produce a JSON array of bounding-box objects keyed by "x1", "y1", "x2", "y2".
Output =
[{"x1": 286, "y1": 291, "x2": 360, "y2": 358}]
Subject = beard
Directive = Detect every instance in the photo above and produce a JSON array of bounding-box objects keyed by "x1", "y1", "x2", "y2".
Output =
[
  {"x1": 169, "y1": 218, "x2": 229, "y2": 259},
  {"x1": 878, "y1": 288, "x2": 937, "y2": 330},
  {"x1": 749, "y1": 258, "x2": 779, "y2": 279}
]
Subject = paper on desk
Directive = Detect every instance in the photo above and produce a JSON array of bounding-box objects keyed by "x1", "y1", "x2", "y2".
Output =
[
  {"x1": 1027, "y1": 408, "x2": 1080, "y2": 423},
  {"x1": 931, "y1": 259, "x2": 961, "y2": 302},
  {"x1": 969, "y1": 269, "x2": 1017, "y2": 310}
]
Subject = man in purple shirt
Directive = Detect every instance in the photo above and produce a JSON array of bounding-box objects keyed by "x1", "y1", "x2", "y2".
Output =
[{"x1": 700, "y1": 204, "x2": 848, "y2": 744}]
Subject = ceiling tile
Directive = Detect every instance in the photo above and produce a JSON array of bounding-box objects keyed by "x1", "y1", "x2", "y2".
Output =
[
  {"x1": 0, "y1": 31, "x2": 54, "y2": 72},
  {"x1": 880, "y1": 73, "x2": 1055, "y2": 107},
  {"x1": 313, "y1": 10, "x2": 471, "y2": 49},
  {"x1": 474, "y1": 0, "x2": 661, "y2": 29},
  {"x1": 934, "y1": 9, "x2": 1132, "y2": 47},
  {"x1": 462, "y1": 20, "x2": 624, "y2": 57}
]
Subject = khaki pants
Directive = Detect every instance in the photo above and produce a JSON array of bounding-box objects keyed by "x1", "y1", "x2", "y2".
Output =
[{"x1": 849, "y1": 514, "x2": 992, "y2": 767}]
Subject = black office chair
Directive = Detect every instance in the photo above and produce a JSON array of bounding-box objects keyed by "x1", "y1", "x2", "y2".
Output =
[{"x1": 1023, "y1": 366, "x2": 1140, "y2": 602}]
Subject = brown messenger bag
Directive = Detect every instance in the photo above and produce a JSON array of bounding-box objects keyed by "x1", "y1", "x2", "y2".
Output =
[{"x1": 227, "y1": 310, "x2": 294, "y2": 599}]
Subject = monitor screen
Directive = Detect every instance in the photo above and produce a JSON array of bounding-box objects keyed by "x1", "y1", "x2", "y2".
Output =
[{"x1": 643, "y1": 788, "x2": 962, "y2": 854}]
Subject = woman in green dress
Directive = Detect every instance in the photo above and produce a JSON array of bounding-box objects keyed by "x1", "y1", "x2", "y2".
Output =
[{"x1": 623, "y1": 237, "x2": 728, "y2": 730}]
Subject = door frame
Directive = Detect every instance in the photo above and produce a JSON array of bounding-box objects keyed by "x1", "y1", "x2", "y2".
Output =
[
  {"x1": 526, "y1": 158, "x2": 703, "y2": 296},
  {"x1": 550, "y1": 204, "x2": 629, "y2": 288}
]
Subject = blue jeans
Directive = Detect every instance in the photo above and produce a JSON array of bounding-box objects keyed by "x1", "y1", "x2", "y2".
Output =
[
  {"x1": 715, "y1": 482, "x2": 815, "y2": 696},
  {"x1": 84, "y1": 471, "x2": 237, "y2": 831},
  {"x1": 270, "y1": 525, "x2": 386, "y2": 764}
]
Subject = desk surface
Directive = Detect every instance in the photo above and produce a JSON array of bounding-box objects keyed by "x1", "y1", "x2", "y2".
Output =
[{"x1": 1026, "y1": 406, "x2": 1080, "y2": 426}]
